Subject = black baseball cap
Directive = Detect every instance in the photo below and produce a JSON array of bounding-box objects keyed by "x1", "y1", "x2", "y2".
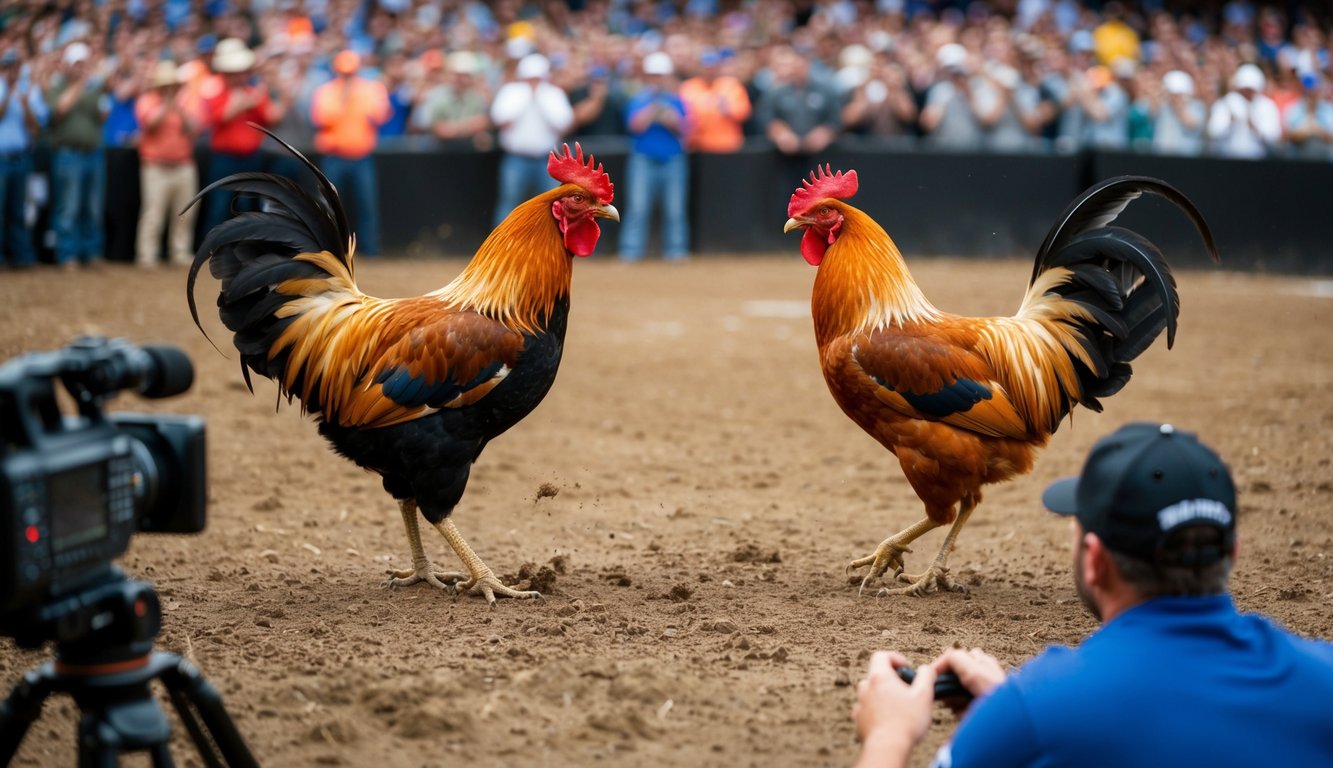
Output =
[{"x1": 1043, "y1": 423, "x2": 1237, "y2": 565}]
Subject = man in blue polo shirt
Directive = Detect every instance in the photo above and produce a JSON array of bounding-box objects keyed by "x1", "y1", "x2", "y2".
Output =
[
  {"x1": 617, "y1": 51, "x2": 689, "y2": 263},
  {"x1": 852, "y1": 422, "x2": 1333, "y2": 768}
]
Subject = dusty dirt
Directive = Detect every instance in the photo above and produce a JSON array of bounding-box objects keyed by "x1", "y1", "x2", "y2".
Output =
[{"x1": 1, "y1": 255, "x2": 1330, "y2": 768}]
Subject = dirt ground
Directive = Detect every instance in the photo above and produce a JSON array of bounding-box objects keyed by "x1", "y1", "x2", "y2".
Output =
[{"x1": 1, "y1": 254, "x2": 1330, "y2": 768}]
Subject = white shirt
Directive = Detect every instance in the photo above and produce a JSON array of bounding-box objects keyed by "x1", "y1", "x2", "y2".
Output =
[
  {"x1": 489, "y1": 80, "x2": 574, "y2": 157},
  {"x1": 1207, "y1": 91, "x2": 1281, "y2": 159}
]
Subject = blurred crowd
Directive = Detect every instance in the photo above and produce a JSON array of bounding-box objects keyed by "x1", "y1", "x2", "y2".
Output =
[{"x1": 0, "y1": 0, "x2": 1330, "y2": 267}]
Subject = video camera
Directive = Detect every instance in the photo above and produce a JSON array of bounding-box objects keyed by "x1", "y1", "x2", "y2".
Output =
[{"x1": 0, "y1": 336, "x2": 205, "y2": 648}]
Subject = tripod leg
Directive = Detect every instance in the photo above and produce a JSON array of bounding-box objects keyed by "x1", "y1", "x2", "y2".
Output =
[
  {"x1": 158, "y1": 655, "x2": 259, "y2": 768},
  {"x1": 0, "y1": 663, "x2": 58, "y2": 765}
]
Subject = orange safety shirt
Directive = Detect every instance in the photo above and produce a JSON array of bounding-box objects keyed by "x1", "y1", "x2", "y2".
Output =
[{"x1": 311, "y1": 77, "x2": 391, "y2": 159}]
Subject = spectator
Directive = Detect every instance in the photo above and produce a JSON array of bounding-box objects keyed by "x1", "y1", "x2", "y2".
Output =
[
  {"x1": 201, "y1": 37, "x2": 274, "y2": 235},
  {"x1": 102, "y1": 58, "x2": 141, "y2": 148},
  {"x1": 1091, "y1": 2, "x2": 1141, "y2": 66},
  {"x1": 1283, "y1": 71, "x2": 1333, "y2": 160},
  {"x1": 262, "y1": 45, "x2": 319, "y2": 187},
  {"x1": 414, "y1": 50, "x2": 492, "y2": 151},
  {"x1": 756, "y1": 45, "x2": 841, "y2": 157},
  {"x1": 134, "y1": 60, "x2": 199, "y2": 269},
  {"x1": 1207, "y1": 63, "x2": 1282, "y2": 159},
  {"x1": 1067, "y1": 62, "x2": 1131, "y2": 150},
  {"x1": 919, "y1": 44, "x2": 1003, "y2": 151},
  {"x1": 617, "y1": 51, "x2": 689, "y2": 263},
  {"x1": 377, "y1": 51, "x2": 415, "y2": 140},
  {"x1": 311, "y1": 50, "x2": 390, "y2": 257},
  {"x1": 1152, "y1": 69, "x2": 1207, "y2": 156},
  {"x1": 569, "y1": 57, "x2": 620, "y2": 138},
  {"x1": 488, "y1": 52, "x2": 573, "y2": 227},
  {"x1": 839, "y1": 53, "x2": 918, "y2": 144},
  {"x1": 982, "y1": 63, "x2": 1034, "y2": 152},
  {"x1": 852, "y1": 422, "x2": 1333, "y2": 768},
  {"x1": 680, "y1": 48, "x2": 752, "y2": 152},
  {"x1": 0, "y1": 48, "x2": 48, "y2": 270},
  {"x1": 46, "y1": 41, "x2": 108, "y2": 269}
]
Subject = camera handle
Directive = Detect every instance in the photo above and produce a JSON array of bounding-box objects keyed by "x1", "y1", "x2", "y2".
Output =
[{"x1": 0, "y1": 611, "x2": 258, "y2": 768}]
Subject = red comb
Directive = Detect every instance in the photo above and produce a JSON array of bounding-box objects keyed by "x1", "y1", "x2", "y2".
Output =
[
  {"x1": 547, "y1": 142, "x2": 614, "y2": 203},
  {"x1": 787, "y1": 166, "x2": 858, "y2": 217}
]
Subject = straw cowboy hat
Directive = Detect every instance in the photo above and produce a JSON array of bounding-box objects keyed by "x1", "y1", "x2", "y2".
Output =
[
  {"x1": 150, "y1": 60, "x2": 181, "y2": 88},
  {"x1": 212, "y1": 37, "x2": 256, "y2": 73}
]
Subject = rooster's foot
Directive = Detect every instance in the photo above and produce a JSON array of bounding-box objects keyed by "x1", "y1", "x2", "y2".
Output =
[
  {"x1": 877, "y1": 565, "x2": 967, "y2": 597},
  {"x1": 454, "y1": 568, "x2": 542, "y2": 607},
  {"x1": 846, "y1": 539, "x2": 914, "y2": 596},
  {"x1": 382, "y1": 563, "x2": 467, "y2": 591}
]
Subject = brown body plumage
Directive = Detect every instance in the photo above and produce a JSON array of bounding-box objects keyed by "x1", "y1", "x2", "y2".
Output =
[{"x1": 786, "y1": 169, "x2": 1217, "y2": 595}]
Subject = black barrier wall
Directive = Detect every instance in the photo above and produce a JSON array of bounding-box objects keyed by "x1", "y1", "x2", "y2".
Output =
[{"x1": 101, "y1": 146, "x2": 1331, "y2": 274}]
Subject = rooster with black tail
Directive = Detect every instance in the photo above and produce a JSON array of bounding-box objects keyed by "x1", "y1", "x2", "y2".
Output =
[
  {"x1": 783, "y1": 170, "x2": 1218, "y2": 596},
  {"x1": 188, "y1": 131, "x2": 617, "y2": 604}
]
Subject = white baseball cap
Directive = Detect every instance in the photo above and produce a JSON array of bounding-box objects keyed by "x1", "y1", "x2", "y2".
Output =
[{"x1": 515, "y1": 52, "x2": 550, "y2": 80}]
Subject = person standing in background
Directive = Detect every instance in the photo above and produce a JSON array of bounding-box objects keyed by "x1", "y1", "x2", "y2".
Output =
[
  {"x1": 134, "y1": 60, "x2": 199, "y2": 269},
  {"x1": 0, "y1": 48, "x2": 48, "y2": 269},
  {"x1": 1152, "y1": 70, "x2": 1206, "y2": 156},
  {"x1": 1283, "y1": 71, "x2": 1333, "y2": 160},
  {"x1": 46, "y1": 40, "x2": 108, "y2": 269},
  {"x1": 618, "y1": 51, "x2": 689, "y2": 263},
  {"x1": 311, "y1": 50, "x2": 390, "y2": 257},
  {"x1": 489, "y1": 52, "x2": 573, "y2": 227},
  {"x1": 201, "y1": 37, "x2": 273, "y2": 235},
  {"x1": 680, "y1": 48, "x2": 751, "y2": 153},
  {"x1": 1207, "y1": 63, "x2": 1281, "y2": 159}
]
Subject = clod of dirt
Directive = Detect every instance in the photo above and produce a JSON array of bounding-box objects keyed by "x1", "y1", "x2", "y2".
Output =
[
  {"x1": 603, "y1": 571, "x2": 632, "y2": 587},
  {"x1": 669, "y1": 584, "x2": 692, "y2": 602},
  {"x1": 731, "y1": 543, "x2": 781, "y2": 563},
  {"x1": 515, "y1": 561, "x2": 559, "y2": 594},
  {"x1": 252, "y1": 495, "x2": 284, "y2": 511},
  {"x1": 702, "y1": 619, "x2": 739, "y2": 634},
  {"x1": 534, "y1": 482, "x2": 560, "y2": 501},
  {"x1": 548, "y1": 554, "x2": 570, "y2": 574}
]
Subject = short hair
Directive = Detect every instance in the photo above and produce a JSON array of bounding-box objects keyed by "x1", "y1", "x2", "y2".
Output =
[{"x1": 1108, "y1": 525, "x2": 1233, "y2": 597}]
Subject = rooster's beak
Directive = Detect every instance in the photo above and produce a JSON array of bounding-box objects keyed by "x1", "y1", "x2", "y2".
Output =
[
  {"x1": 783, "y1": 217, "x2": 804, "y2": 234},
  {"x1": 597, "y1": 204, "x2": 620, "y2": 222}
]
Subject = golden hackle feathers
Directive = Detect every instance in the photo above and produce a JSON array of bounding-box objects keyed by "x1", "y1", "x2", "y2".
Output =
[
  {"x1": 432, "y1": 187, "x2": 574, "y2": 336},
  {"x1": 809, "y1": 205, "x2": 941, "y2": 347}
]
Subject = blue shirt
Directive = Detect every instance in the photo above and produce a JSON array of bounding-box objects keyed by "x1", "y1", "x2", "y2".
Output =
[
  {"x1": 0, "y1": 75, "x2": 49, "y2": 153},
  {"x1": 936, "y1": 596, "x2": 1333, "y2": 768},
  {"x1": 624, "y1": 88, "x2": 686, "y2": 160}
]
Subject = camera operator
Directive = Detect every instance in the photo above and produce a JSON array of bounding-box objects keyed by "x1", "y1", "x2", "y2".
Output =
[{"x1": 851, "y1": 423, "x2": 1333, "y2": 768}]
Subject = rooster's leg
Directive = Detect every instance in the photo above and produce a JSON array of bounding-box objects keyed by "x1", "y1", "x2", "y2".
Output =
[
  {"x1": 432, "y1": 518, "x2": 541, "y2": 606},
  {"x1": 846, "y1": 517, "x2": 941, "y2": 596},
  {"x1": 382, "y1": 500, "x2": 468, "y2": 590},
  {"x1": 882, "y1": 494, "x2": 979, "y2": 597}
]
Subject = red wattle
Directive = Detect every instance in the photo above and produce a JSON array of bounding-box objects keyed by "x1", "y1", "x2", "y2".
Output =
[
  {"x1": 800, "y1": 228, "x2": 826, "y2": 266},
  {"x1": 563, "y1": 218, "x2": 600, "y2": 257}
]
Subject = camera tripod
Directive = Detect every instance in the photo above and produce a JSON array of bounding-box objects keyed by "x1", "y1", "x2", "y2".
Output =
[{"x1": 0, "y1": 574, "x2": 258, "y2": 767}]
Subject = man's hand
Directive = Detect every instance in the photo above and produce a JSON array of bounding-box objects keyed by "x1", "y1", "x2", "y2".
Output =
[
  {"x1": 929, "y1": 647, "x2": 1006, "y2": 715},
  {"x1": 852, "y1": 651, "x2": 935, "y2": 768}
]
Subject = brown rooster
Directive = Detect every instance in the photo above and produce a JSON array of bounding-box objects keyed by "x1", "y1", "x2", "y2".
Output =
[
  {"x1": 187, "y1": 134, "x2": 617, "y2": 604},
  {"x1": 783, "y1": 168, "x2": 1217, "y2": 596}
]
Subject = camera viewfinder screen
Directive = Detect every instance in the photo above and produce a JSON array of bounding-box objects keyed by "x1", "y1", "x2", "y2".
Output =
[{"x1": 49, "y1": 462, "x2": 109, "y2": 552}]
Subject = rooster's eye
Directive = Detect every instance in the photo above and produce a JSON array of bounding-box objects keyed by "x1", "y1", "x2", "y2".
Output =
[
  {"x1": 819, "y1": 207, "x2": 831, "y2": 216},
  {"x1": 571, "y1": 194, "x2": 586, "y2": 204}
]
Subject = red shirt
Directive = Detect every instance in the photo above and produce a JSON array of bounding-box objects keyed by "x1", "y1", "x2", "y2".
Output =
[{"x1": 204, "y1": 80, "x2": 272, "y2": 155}]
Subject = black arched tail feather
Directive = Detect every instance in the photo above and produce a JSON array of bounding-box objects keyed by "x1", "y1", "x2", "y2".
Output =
[
  {"x1": 1028, "y1": 177, "x2": 1218, "y2": 422},
  {"x1": 184, "y1": 124, "x2": 357, "y2": 391}
]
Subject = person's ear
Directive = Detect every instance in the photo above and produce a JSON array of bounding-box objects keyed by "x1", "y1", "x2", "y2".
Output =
[{"x1": 1082, "y1": 531, "x2": 1112, "y2": 589}]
